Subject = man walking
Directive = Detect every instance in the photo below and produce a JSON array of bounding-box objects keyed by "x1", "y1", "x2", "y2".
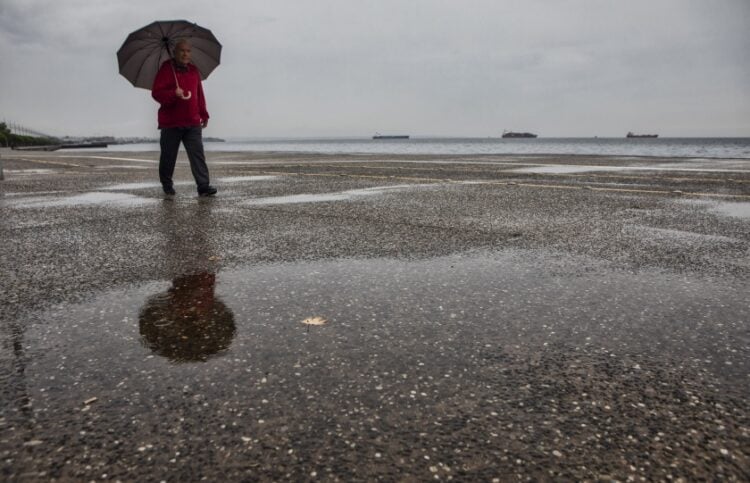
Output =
[{"x1": 151, "y1": 39, "x2": 217, "y2": 197}]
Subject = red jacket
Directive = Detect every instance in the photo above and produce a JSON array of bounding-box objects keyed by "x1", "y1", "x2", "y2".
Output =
[{"x1": 151, "y1": 60, "x2": 209, "y2": 129}]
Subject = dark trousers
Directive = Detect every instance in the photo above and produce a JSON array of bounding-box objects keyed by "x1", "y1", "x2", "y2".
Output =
[{"x1": 159, "y1": 126, "x2": 210, "y2": 190}]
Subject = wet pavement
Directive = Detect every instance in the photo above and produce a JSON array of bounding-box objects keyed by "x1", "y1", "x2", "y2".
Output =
[{"x1": 1, "y1": 149, "x2": 749, "y2": 481}]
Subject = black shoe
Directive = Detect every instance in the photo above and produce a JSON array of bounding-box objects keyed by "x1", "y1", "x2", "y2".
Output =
[
  {"x1": 163, "y1": 186, "x2": 176, "y2": 196},
  {"x1": 198, "y1": 186, "x2": 217, "y2": 197}
]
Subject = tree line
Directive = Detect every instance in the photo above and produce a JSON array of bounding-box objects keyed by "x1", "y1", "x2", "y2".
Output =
[{"x1": 0, "y1": 122, "x2": 60, "y2": 148}]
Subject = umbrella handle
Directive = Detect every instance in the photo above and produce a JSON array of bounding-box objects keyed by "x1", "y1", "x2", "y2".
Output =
[{"x1": 170, "y1": 62, "x2": 191, "y2": 99}]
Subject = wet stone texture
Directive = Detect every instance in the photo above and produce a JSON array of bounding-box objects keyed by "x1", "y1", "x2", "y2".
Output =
[{"x1": 1, "y1": 151, "x2": 749, "y2": 481}]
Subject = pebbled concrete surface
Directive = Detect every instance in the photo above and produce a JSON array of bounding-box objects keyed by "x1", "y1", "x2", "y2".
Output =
[{"x1": 1, "y1": 149, "x2": 749, "y2": 481}]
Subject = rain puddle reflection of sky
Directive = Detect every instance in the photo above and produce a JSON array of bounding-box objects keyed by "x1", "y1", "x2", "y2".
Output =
[
  {"x1": 510, "y1": 161, "x2": 750, "y2": 175},
  {"x1": 679, "y1": 199, "x2": 750, "y2": 219},
  {"x1": 13, "y1": 249, "x2": 747, "y2": 391},
  {"x1": 216, "y1": 176, "x2": 278, "y2": 183},
  {"x1": 3, "y1": 169, "x2": 61, "y2": 176},
  {"x1": 625, "y1": 225, "x2": 741, "y2": 244},
  {"x1": 710, "y1": 201, "x2": 750, "y2": 219},
  {"x1": 93, "y1": 165, "x2": 150, "y2": 170},
  {"x1": 3, "y1": 177, "x2": 283, "y2": 209},
  {"x1": 8, "y1": 192, "x2": 157, "y2": 208},
  {"x1": 100, "y1": 177, "x2": 279, "y2": 191},
  {"x1": 100, "y1": 181, "x2": 191, "y2": 191},
  {"x1": 244, "y1": 184, "x2": 436, "y2": 205},
  {"x1": 3, "y1": 249, "x2": 746, "y2": 480},
  {"x1": 510, "y1": 165, "x2": 631, "y2": 174}
]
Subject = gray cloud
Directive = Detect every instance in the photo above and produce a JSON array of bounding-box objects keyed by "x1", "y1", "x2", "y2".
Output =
[{"x1": 1, "y1": 0, "x2": 748, "y2": 138}]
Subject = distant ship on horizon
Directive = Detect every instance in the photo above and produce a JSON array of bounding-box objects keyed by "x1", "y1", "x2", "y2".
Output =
[
  {"x1": 373, "y1": 133, "x2": 409, "y2": 139},
  {"x1": 502, "y1": 130, "x2": 537, "y2": 138},
  {"x1": 626, "y1": 132, "x2": 658, "y2": 138}
]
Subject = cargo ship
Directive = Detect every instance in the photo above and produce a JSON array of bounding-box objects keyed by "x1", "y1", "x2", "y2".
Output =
[
  {"x1": 626, "y1": 132, "x2": 658, "y2": 138},
  {"x1": 373, "y1": 134, "x2": 409, "y2": 139},
  {"x1": 502, "y1": 130, "x2": 537, "y2": 138}
]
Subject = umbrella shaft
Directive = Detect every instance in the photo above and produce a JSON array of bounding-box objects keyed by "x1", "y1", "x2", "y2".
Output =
[{"x1": 171, "y1": 63, "x2": 182, "y2": 90}]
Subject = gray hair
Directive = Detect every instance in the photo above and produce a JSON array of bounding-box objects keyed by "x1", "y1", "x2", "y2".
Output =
[{"x1": 173, "y1": 38, "x2": 191, "y2": 49}]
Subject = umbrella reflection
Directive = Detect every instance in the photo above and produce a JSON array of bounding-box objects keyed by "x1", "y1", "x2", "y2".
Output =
[{"x1": 139, "y1": 271, "x2": 235, "y2": 363}]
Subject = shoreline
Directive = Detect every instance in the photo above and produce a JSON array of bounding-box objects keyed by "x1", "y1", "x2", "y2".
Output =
[
  {"x1": 5, "y1": 146, "x2": 750, "y2": 162},
  {"x1": 5, "y1": 134, "x2": 746, "y2": 159}
]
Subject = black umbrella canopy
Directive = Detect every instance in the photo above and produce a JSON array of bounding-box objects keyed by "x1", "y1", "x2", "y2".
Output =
[{"x1": 117, "y1": 20, "x2": 222, "y2": 89}]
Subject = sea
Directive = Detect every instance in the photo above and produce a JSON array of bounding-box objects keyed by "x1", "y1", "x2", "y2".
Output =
[{"x1": 102, "y1": 137, "x2": 750, "y2": 159}]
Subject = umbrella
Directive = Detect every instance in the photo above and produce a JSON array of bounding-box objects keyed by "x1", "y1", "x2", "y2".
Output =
[{"x1": 117, "y1": 20, "x2": 222, "y2": 90}]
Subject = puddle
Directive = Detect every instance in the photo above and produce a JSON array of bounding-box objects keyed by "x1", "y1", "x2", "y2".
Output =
[
  {"x1": 55, "y1": 155, "x2": 157, "y2": 163},
  {"x1": 98, "y1": 177, "x2": 277, "y2": 191},
  {"x1": 710, "y1": 201, "x2": 750, "y2": 219},
  {"x1": 9, "y1": 220, "x2": 59, "y2": 229},
  {"x1": 679, "y1": 199, "x2": 750, "y2": 219},
  {"x1": 4, "y1": 249, "x2": 747, "y2": 478},
  {"x1": 12, "y1": 250, "x2": 747, "y2": 378},
  {"x1": 244, "y1": 183, "x2": 435, "y2": 205},
  {"x1": 2, "y1": 190, "x2": 68, "y2": 197},
  {"x1": 216, "y1": 176, "x2": 279, "y2": 183},
  {"x1": 101, "y1": 182, "x2": 163, "y2": 190},
  {"x1": 9, "y1": 192, "x2": 157, "y2": 208},
  {"x1": 511, "y1": 163, "x2": 750, "y2": 174},
  {"x1": 245, "y1": 192, "x2": 354, "y2": 205},
  {"x1": 3, "y1": 195, "x2": 69, "y2": 206},
  {"x1": 3, "y1": 169, "x2": 60, "y2": 176},
  {"x1": 652, "y1": 159, "x2": 750, "y2": 172},
  {"x1": 94, "y1": 165, "x2": 150, "y2": 170},
  {"x1": 508, "y1": 165, "x2": 634, "y2": 174},
  {"x1": 625, "y1": 224, "x2": 740, "y2": 245},
  {"x1": 100, "y1": 181, "x2": 193, "y2": 191}
]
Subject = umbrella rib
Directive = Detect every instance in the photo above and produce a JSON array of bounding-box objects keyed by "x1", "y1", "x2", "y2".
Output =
[
  {"x1": 172, "y1": 24, "x2": 196, "y2": 38},
  {"x1": 151, "y1": 49, "x2": 167, "y2": 89},
  {"x1": 127, "y1": 44, "x2": 148, "y2": 87},
  {"x1": 165, "y1": 21, "x2": 195, "y2": 43},
  {"x1": 135, "y1": 43, "x2": 165, "y2": 88},
  {"x1": 159, "y1": 22, "x2": 173, "y2": 57},
  {"x1": 188, "y1": 42, "x2": 217, "y2": 61},
  {"x1": 158, "y1": 21, "x2": 168, "y2": 39}
]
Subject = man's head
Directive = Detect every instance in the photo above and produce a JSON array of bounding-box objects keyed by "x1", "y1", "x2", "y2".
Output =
[{"x1": 173, "y1": 40, "x2": 192, "y2": 66}]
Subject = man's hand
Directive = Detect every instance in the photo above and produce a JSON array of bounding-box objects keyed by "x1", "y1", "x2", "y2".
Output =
[
  {"x1": 175, "y1": 87, "x2": 184, "y2": 97},
  {"x1": 201, "y1": 119, "x2": 209, "y2": 128}
]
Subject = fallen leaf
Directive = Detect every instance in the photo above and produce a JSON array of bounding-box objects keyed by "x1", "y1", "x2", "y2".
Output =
[{"x1": 302, "y1": 316, "x2": 327, "y2": 326}]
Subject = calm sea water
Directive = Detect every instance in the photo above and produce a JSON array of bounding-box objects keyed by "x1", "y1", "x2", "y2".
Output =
[{"x1": 104, "y1": 137, "x2": 750, "y2": 159}]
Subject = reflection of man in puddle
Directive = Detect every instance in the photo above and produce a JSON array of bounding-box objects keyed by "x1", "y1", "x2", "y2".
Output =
[
  {"x1": 157, "y1": 199, "x2": 214, "y2": 274},
  {"x1": 141, "y1": 198, "x2": 235, "y2": 362},
  {"x1": 139, "y1": 271, "x2": 235, "y2": 363}
]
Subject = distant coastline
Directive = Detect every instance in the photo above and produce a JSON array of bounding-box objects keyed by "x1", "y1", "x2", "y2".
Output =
[
  {"x1": 89, "y1": 137, "x2": 750, "y2": 159},
  {"x1": 111, "y1": 136, "x2": 225, "y2": 144}
]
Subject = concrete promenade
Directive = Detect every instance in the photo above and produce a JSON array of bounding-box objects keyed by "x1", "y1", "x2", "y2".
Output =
[{"x1": 1, "y1": 149, "x2": 749, "y2": 480}]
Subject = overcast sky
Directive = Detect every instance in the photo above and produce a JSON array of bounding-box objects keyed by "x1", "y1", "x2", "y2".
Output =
[{"x1": 1, "y1": 0, "x2": 749, "y2": 138}]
